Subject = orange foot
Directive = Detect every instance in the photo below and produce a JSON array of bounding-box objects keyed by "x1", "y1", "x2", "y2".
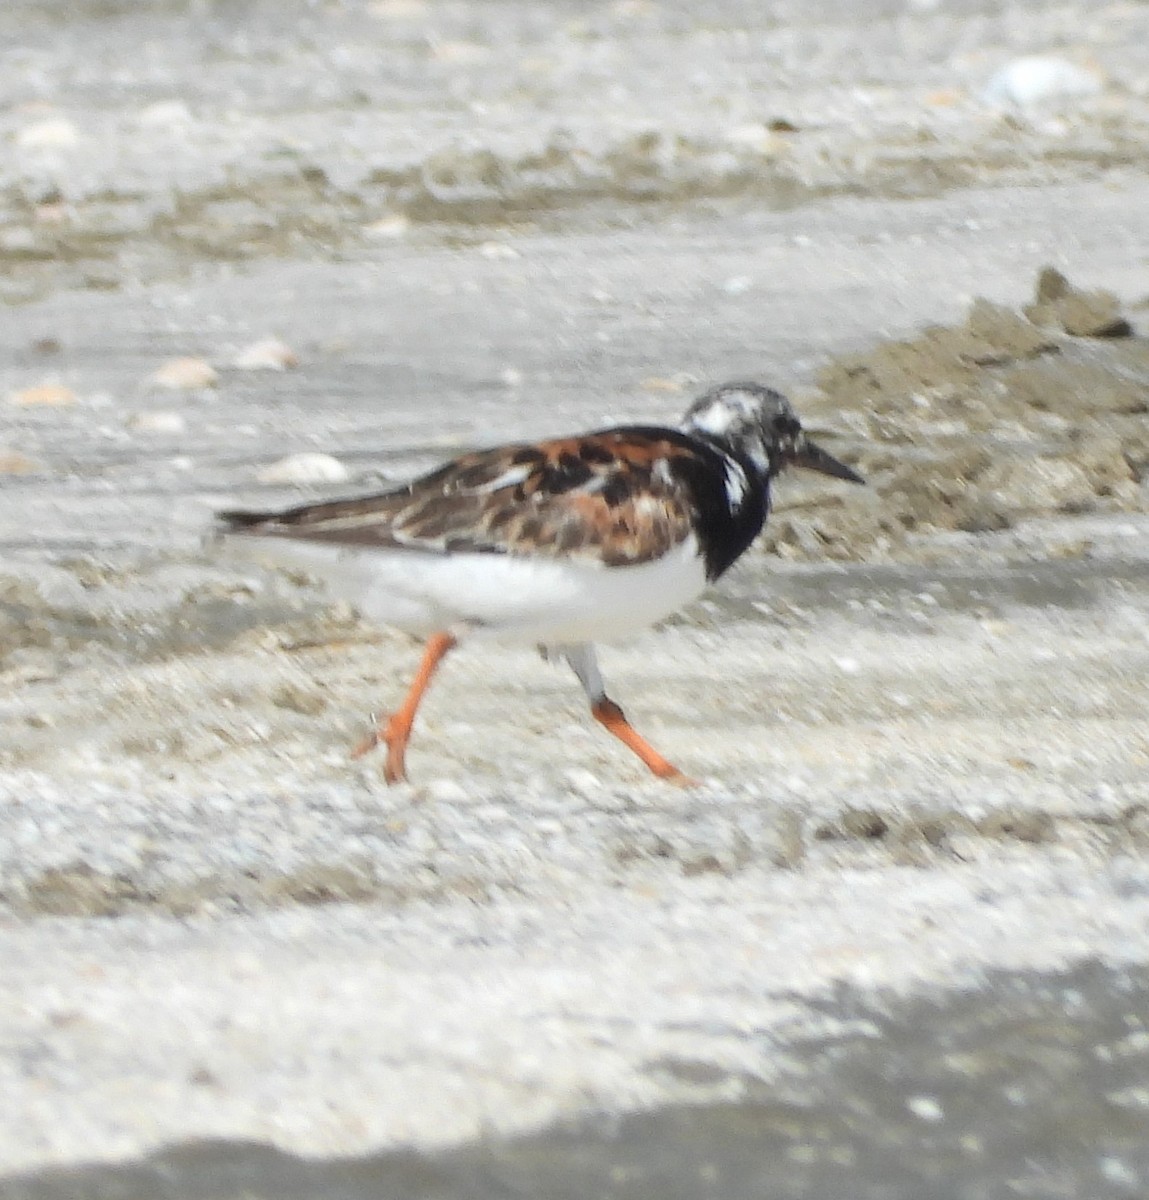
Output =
[
  {"x1": 591, "y1": 698, "x2": 696, "y2": 785},
  {"x1": 350, "y1": 632, "x2": 457, "y2": 785},
  {"x1": 350, "y1": 713, "x2": 411, "y2": 784}
]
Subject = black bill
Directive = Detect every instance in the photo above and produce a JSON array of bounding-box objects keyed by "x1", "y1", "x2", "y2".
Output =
[{"x1": 792, "y1": 437, "x2": 865, "y2": 484}]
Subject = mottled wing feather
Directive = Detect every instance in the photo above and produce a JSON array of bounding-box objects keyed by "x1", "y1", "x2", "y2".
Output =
[{"x1": 221, "y1": 430, "x2": 702, "y2": 567}]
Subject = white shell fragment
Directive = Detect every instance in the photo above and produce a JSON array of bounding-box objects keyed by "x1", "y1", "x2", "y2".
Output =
[
  {"x1": 136, "y1": 101, "x2": 193, "y2": 129},
  {"x1": 984, "y1": 57, "x2": 1103, "y2": 107},
  {"x1": 7, "y1": 383, "x2": 77, "y2": 407},
  {"x1": 16, "y1": 118, "x2": 80, "y2": 148},
  {"x1": 233, "y1": 337, "x2": 299, "y2": 371},
  {"x1": 476, "y1": 241, "x2": 519, "y2": 260},
  {"x1": 363, "y1": 214, "x2": 411, "y2": 239},
  {"x1": 129, "y1": 411, "x2": 187, "y2": 434},
  {"x1": 151, "y1": 357, "x2": 219, "y2": 390},
  {"x1": 257, "y1": 453, "x2": 349, "y2": 485},
  {"x1": 0, "y1": 450, "x2": 43, "y2": 474}
]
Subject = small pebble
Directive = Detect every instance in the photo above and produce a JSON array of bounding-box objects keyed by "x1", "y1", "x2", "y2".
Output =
[
  {"x1": 429, "y1": 41, "x2": 488, "y2": 64},
  {"x1": 34, "y1": 202, "x2": 70, "y2": 225},
  {"x1": 270, "y1": 683, "x2": 326, "y2": 715},
  {"x1": 477, "y1": 241, "x2": 519, "y2": 260},
  {"x1": 925, "y1": 88, "x2": 961, "y2": 107},
  {"x1": 1107, "y1": 1086, "x2": 1149, "y2": 1110},
  {"x1": 16, "y1": 118, "x2": 79, "y2": 148},
  {"x1": 0, "y1": 450, "x2": 43, "y2": 474},
  {"x1": 423, "y1": 778, "x2": 471, "y2": 804},
  {"x1": 368, "y1": 0, "x2": 428, "y2": 16},
  {"x1": 129, "y1": 411, "x2": 186, "y2": 434},
  {"x1": 233, "y1": 337, "x2": 298, "y2": 371},
  {"x1": 257, "y1": 453, "x2": 348, "y2": 485},
  {"x1": 639, "y1": 376, "x2": 684, "y2": 393},
  {"x1": 984, "y1": 56, "x2": 1103, "y2": 107},
  {"x1": 7, "y1": 383, "x2": 76, "y2": 407},
  {"x1": 564, "y1": 768, "x2": 604, "y2": 797},
  {"x1": 151, "y1": 357, "x2": 218, "y2": 390},
  {"x1": 906, "y1": 1095, "x2": 945, "y2": 1122},
  {"x1": 472, "y1": 803, "x2": 513, "y2": 824},
  {"x1": 723, "y1": 124, "x2": 782, "y2": 154},
  {"x1": 1098, "y1": 1156, "x2": 1140, "y2": 1188},
  {"x1": 0, "y1": 228, "x2": 42, "y2": 253},
  {"x1": 136, "y1": 101, "x2": 193, "y2": 128},
  {"x1": 363, "y1": 214, "x2": 411, "y2": 239}
]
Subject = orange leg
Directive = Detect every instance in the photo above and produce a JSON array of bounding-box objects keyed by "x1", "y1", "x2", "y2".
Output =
[
  {"x1": 591, "y1": 698, "x2": 693, "y2": 784},
  {"x1": 352, "y1": 632, "x2": 456, "y2": 784}
]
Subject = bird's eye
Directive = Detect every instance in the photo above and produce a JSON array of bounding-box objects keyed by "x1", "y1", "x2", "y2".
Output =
[{"x1": 772, "y1": 414, "x2": 800, "y2": 439}]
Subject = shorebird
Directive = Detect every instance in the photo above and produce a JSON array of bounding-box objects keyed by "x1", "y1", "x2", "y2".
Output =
[{"x1": 218, "y1": 382, "x2": 863, "y2": 782}]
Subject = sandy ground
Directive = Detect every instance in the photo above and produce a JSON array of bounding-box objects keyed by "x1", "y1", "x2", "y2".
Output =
[{"x1": 3, "y1": 0, "x2": 1149, "y2": 1187}]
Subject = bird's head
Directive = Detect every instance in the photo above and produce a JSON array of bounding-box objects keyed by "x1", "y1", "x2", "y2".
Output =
[{"x1": 680, "y1": 381, "x2": 863, "y2": 485}]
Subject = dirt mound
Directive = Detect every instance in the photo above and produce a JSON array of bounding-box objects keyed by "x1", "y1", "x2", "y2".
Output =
[{"x1": 767, "y1": 269, "x2": 1149, "y2": 560}]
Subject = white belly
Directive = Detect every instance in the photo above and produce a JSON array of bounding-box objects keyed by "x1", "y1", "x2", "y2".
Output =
[{"x1": 227, "y1": 535, "x2": 708, "y2": 644}]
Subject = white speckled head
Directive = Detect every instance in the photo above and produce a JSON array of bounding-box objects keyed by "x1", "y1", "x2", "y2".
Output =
[
  {"x1": 680, "y1": 382, "x2": 799, "y2": 474},
  {"x1": 680, "y1": 381, "x2": 864, "y2": 484}
]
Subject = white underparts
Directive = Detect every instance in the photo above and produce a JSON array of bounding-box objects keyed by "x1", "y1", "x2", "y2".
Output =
[{"x1": 227, "y1": 533, "x2": 708, "y2": 646}]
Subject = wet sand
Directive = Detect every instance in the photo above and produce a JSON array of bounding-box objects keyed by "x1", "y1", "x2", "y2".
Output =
[
  {"x1": 2, "y1": 0, "x2": 1149, "y2": 1190},
  {"x1": 8, "y1": 961, "x2": 1149, "y2": 1200}
]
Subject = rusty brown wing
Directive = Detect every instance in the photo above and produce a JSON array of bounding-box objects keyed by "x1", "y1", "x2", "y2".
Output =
[{"x1": 218, "y1": 430, "x2": 701, "y2": 568}]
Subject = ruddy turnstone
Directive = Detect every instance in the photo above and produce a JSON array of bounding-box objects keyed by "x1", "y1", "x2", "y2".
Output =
[{"x1": 218, "y1": 382, "x2": 863, "y2": 783}]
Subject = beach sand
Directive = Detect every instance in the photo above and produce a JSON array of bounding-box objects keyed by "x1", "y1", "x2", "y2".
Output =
[{"x1": 2, "y1": 0, "x2": 1149, "y2": 1191}]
